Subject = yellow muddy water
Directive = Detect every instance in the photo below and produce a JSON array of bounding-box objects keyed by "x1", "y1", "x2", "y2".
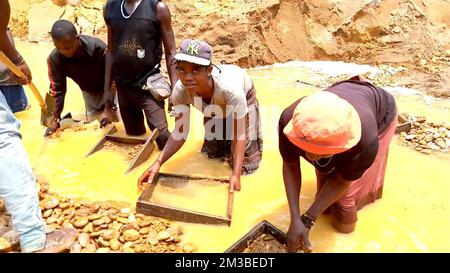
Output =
[{"x1": 13, "y1": 41, "x2": 450, "y2": 252}]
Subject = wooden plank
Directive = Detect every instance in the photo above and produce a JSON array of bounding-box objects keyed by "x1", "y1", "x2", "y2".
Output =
[
  {"x1": 125, "y1": 129, "x2": 160, "y2": 174},
  {"x1": 136, "y1": 201, "x2": 231, "y2": 225},
  {"x1": 395, "y1": 114, "x2": 412, "y2": 134},
  {"x1": 125, "y1": 144, "x2": 154, "y2": 174},
  {"x1": 136, "y1": 172, "x2": 233, "y2": 225},
  {"x1": 87, "y1": 126, "x2": 160, "y2": 174},
  {"x1": 158, "y1": 172, "x2": 228, "y2": 183},
  {"x1": 85, "y1": 125, "x2": 118, "y2": 157},
  {"x1": 105, "y1": 135, "x2": 147, "y2": 144},
  {"x1": 395, "y1": 122, "x2": 412, "y2": 134},
  {"x1": 138, "y1": 180, "x2": 158, "y2": 203}
]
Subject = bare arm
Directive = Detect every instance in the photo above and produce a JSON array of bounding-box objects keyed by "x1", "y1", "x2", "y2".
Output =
[
  {"x1": 6, "y1": 29, "x2": 14, "y2": 46},
  {"x1": 156, "y1": 1, "x2": 178, "y2": 88},
  {"x1": 282, "y1": 159, "x2": 302, "y2": 221},
  {"x1": 103, "y1": 5, "x2": 115, "y2": 95},
  {"x1": 283, "y1": 159, "x2": 315, "y2": 252},
  {"x1": 102, "y1": 30, "x2": 115, "y2": 110},
  {"x1": 306, "y1": 173, "x2": 352, "y2": 220},
  {"x1": 138, "y1": 107, "x2": 190, "y2": 189},
  {"x1": 0, "y1": 0, "x2": 17, "y2": 59},
  {"x1": 232, "y1": 117, "x2": 246, "y2": 175},
  {"x1": 229, "y1": 117, "x2": 246, "y2": 192},
  {"x1": 0, "y1": 0, "x2": 31, "y2": 82},
  {"x1": 155, "y1": 109, "x2": 189, "y2": 165}
]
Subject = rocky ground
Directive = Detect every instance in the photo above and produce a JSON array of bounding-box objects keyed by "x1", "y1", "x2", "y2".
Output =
[
  {"x1": 398, "y1": 114, "x2": 450, "y2": 154},
  {"x1": 243, "y1": 234, "x2": 287, "y2": 253},
  {"x1": 3, "y1": 0, "x2": 449, "y2": 253},
  {"x1": 8, "y1": 0, "x2": 450, "y2": 97},
  {"x1": 0, "y1": 181, "x2": 197, "y2": 253}
]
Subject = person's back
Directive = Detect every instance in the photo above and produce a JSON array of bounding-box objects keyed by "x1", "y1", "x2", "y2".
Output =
[{"x1": 325, "y1": 79, "x2": 396, "y2": 135}]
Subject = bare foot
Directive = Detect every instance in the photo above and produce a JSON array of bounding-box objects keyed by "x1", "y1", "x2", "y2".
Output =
[{"x1": 35, "y1": 228, "x2": 78, "y2": 253}]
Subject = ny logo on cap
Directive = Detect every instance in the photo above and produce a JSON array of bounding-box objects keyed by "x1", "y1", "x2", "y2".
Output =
[{"x1": 186, "y1": 41, "x2": 200, "y2": 55}]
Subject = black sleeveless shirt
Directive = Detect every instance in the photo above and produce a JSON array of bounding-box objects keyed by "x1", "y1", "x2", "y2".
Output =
[{"x1": 104, "y1": 0, "x2": 163, "y2": 86}]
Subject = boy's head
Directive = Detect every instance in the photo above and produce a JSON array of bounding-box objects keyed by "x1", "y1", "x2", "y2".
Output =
[{"x1": 50, "y1": 19, "x2": 79, "y2": 58}]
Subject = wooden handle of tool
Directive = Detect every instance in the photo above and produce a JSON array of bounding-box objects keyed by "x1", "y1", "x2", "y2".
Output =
[
  {"x1": 0, "y1": 51, "x2": 47, "y2": 113},
  {"x1": 27, "y1": 82, "x2": 47, "y2": 113}
]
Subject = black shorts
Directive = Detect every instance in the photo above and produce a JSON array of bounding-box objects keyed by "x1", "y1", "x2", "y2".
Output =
[{"x1": 116, "y1": 85, "x2": 170, "y2": 149}]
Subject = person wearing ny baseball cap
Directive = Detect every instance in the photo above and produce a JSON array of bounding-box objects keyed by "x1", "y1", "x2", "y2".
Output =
[
  {"x1": 139, "y1": 39, "x2": 263, "y2": 193},
  {"x1": 278, "y1": 76, "x2": 397, "y2": 252}
]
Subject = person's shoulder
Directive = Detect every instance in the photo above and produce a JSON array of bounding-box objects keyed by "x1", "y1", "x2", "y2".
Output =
[
  {"x1": 215, "y1": 65, "x2": 247, "y2": 93},
  {"x1": 48, "y1": 48, "x2": 61, "y2": 65},
  {"x1": 279, "y1": 106, "x2": 291, "y2": 129},
  {"x1": 104, "y1": 0, "x2": 120, "y2": 12},
  {"x1": 172, "y1": 80, "x2": 186, "y2": 96},
  {"x1": 279, "y1": 98, "x2": 303, "y2": 127},
  {"x1": 105, "y1": 0, "x2": 120, "y2": 6},
  {"x1": 80, "y1": 34, "x2": 106, "y2": 55},
  {"x1": 171, "y1": 80, "x2": 190, "y2": 104},
  {"x1": 217, "y1": 64, "x2": 245, "y2": 74},
  {"x1": 155, "y1": 0, "x2": 171, "y2": 22},
  {"x1": 155, "y1": 0, "x2": 168, "y2": 10},
  {"x1": 90, "y1": 35, "x2": 107, "y2": 48},
  {"x1": 219, "y1": 64, "x2": 250, "y2": 82},
  {"x1": 79, "y1": 34, "x2": 94, "y2": 42}
]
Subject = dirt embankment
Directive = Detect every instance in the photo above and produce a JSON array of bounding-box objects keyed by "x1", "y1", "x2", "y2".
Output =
[{"x1": 9, "y1": 0, "x2": 450, "y2": 97}]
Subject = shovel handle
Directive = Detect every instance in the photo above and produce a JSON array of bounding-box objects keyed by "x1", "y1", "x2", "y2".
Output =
[
  {"x1": 0, "y1": 51, "x2": 47, "y2": 113},
  {"x1": 27, "y1": 82, "x2": 47, "y2": 113}
]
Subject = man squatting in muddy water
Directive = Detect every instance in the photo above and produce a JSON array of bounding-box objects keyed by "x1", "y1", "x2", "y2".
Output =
[
  {"x1": 139, "y1": 39, "x2": 263, "y2": 193},
  {"x1": 46, "y1": 19, "x2": 119, "y2": 137},
  {"x1": 279, "y1": 76, "x2": 398, "y2": 252}
]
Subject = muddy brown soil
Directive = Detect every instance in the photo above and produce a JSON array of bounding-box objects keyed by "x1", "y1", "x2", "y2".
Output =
[
  {"x1": 9, "y1": 0, "x2": 450, "y2": 97},
  {"x1": 103, "y1": 141, "x2": 144, "y2": 161}
]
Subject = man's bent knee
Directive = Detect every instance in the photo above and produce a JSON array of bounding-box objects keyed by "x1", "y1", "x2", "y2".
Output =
[{"x1": 332, "y1": 217, "x2": 356, "y2": 234}]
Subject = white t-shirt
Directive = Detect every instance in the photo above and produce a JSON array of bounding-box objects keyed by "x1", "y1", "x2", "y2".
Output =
[{"x1": 171, "y1": 64, "x2": 253, "y2": 119}]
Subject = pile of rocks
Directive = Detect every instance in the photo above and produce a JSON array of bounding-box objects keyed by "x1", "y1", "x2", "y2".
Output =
[
  {"x1": 362, "y1": 65, "x2": 407, "y2": 87},
  {"x1": 1, "y1": 182, "x2": 197, "y2": 253},
  {"x1": 0, "y1": 199, "x2": 20, "y2": 252},
  {"x1": 318, "y1": 65, "x2": 406, "y2": 88},
  {"x1": 399, "y1": 114, "x2": 450, "y2": 154},
  {"x1": 318, "y1": 74, "x2": 353, "y2": 88}
]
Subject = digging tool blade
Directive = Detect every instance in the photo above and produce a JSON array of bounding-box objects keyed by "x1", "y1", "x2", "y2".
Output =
[
  {"x1": 125, "y1": 128, "x2": 160, "y2": 174},
  {"x1": 40, "y1": 92, "x2": 56, "y2": 127},
  {"x1": 85, "y1": 125, "x2": 118, "y2": 157}
]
